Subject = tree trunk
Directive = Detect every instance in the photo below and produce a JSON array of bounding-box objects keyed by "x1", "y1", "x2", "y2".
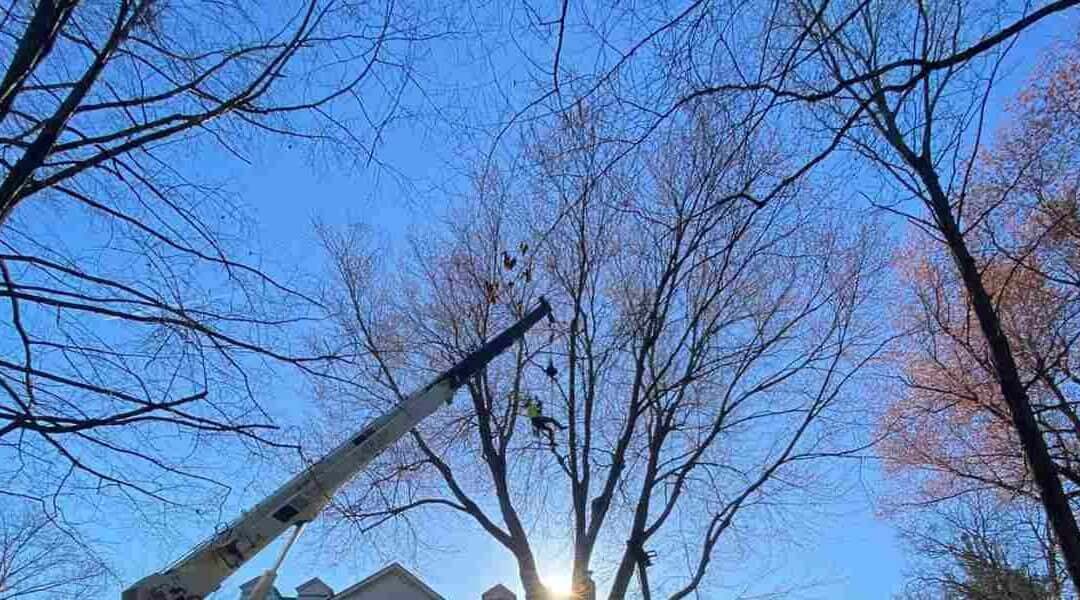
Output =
[
  {"x1": 607, "y1": 553, "x2": 637, "y2": 600},
  {"x1": 0, "y1": 1, "x2": 134, "y2": 226},
  {"x1": 0, "y1": 1, "x2": 76, "y2": 122},
  {"x1": 917, "y1": 162, "x2": 1080, "y2": 593}
]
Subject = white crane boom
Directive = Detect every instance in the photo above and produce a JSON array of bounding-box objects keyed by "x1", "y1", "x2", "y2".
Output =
[{"x1": 124, "y1": 299, "x2": 552, "y2": 600}]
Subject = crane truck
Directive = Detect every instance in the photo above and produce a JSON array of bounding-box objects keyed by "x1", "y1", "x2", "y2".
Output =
[{"x1": 124, "y1": 298, "x2": 553, "y2": 600}]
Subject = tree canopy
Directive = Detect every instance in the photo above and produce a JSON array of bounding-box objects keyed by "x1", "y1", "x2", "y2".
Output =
[{"x1": 2, "y1": 1, "x2": 1080, "y2": 599}]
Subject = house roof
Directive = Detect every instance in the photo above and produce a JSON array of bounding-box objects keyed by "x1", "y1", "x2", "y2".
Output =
[
  {"x1": 332, "y1": 562, "x2": 446, "y2": 600},
  {"x1": 297, "y1": 577, "x2": 333, "y2": 594},
  {"x1": 238, "y1": 576, "x2": 296, "y2": 600},
  {"x1": 482, "y1": 583, "x2": 517, "y2": 600}
]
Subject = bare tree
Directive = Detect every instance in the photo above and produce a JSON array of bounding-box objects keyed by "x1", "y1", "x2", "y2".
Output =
[
  {"x1": 765, "y1": 1, "x2": 1080, "y2": 589},
  {"x1": 311, "y1": 99, "x2": 884, "y2": 600},
  {"x1": 0, "y1": 0, "x2": 445, "y2": 539},
  {"x1": 524, "y1": 1, "x2": 1080, "y2": 594},
  {"x1": 895, "y1": 493, "x2": 1066, "y2": 600},
  {"x1": 465, "y1": 0, "x2": 1080, "y2": 595},
  {"x1": 0, "y1": 501, "x2": 107, "y2": 599}
]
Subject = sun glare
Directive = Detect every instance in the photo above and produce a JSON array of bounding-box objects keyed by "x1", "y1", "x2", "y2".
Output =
[{"x1": 545, "y1": 572, "x2": 574, "y2": 598}]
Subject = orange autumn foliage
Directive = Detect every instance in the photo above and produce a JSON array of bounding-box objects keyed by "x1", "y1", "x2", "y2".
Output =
[{"x1": 881, "y1": 34, "x2": 1080, "y2": 506}]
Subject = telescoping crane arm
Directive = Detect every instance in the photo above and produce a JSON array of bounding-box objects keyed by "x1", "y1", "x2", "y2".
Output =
[{"x1": 124, "y1": 298, "x2": 552, "y2": 600}]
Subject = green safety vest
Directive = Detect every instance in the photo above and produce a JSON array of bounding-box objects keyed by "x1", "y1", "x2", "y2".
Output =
[{"x1": 524, "y1": 402, "x2": 541, "y2": 419}]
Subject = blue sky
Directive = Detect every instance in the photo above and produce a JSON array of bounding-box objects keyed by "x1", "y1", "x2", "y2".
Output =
[
  {"x1": 61, "y1": 4, "x2": 1078, "y2": 600},
  {"x1": 151, "y1": 90, "x2": 904, "y2": 600}
]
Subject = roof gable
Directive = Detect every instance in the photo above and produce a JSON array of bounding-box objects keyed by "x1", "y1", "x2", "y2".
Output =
[
  {"x1": 297, "y1": 577, "x2": 333, "y2": 596},
  {"x1": 238, "y1": 576, "x2": 295, "y2": 600},
  {"x1": 482, "y1": 583, "x2": 517, "y2": 600},
  {"x1": 332, "y1": 563, "x2": 445, "y2": 600}
]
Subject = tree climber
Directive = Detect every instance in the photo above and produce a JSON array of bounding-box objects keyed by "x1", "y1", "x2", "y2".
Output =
[{"x1": 523, "y1": 396, "x2": 565, "y2": 447}]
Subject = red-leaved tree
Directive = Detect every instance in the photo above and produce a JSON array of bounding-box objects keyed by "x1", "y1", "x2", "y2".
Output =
[{"x1": 880, "y1": 31, "x2": 1080, "y2": 588}]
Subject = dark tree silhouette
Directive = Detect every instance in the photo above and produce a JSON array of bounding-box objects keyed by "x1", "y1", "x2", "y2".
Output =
[
  {"x1": 313, "y1": 102, "x2": 886, "y2": 600},
  {"x1": 0, "y1": 0, "x2": 440, "y2": 516}
]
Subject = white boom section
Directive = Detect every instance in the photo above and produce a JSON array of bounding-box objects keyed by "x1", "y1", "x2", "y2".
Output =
[{"x1": 124, "y1": 299, "x2": 551, "y2": 600}]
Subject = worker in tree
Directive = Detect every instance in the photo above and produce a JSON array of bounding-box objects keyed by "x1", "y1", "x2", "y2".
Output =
[{"x1": 523, "y1": 396, "x2": 565, "y2": 447}]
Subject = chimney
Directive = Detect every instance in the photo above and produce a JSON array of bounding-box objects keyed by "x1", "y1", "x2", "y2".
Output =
[{"x1": 482, "y1": 583, "x2": 516, "y2": 600}]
